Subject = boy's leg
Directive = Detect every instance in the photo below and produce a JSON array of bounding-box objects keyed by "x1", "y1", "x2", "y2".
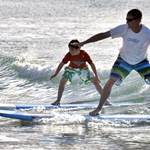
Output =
[
  {"x1": 91, "y1": 77, "x2": 111, "y2": 105},
  {"x1": 51, "y1": 78, "x2": 67, "y2": 105},
  {"x1": 91, "y1": 77, "x2": 103, "y2": 94},
  {"x1": 89, "y1": 78, "x2": 116, "y2": 116}
]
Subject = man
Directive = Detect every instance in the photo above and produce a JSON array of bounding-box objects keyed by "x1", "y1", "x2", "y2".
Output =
[{"x1": 80, "y1": 9, "x2": 150, "y2": 116}]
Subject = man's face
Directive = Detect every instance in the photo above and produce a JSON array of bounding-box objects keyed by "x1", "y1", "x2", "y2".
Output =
[{"x1": 126, "y1": 15, "x2": 141, "y2": 28}]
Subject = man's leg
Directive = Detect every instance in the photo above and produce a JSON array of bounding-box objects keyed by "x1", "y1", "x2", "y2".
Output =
[
  {"x1": 91, "y1": 77, "x2": 111, "y2": 105},
  {"x1": 51, "y1": 78, "x2": 67, "y2": 105},
  {"x1": 89, "y1": 78, "x2": 116, "y2": 116},
  {"x1": 135, "y1": 59, "x2": 150, "y2": 85},
  {"x1": 89, "y1": 56, "x2": 132, "y2": 116}
]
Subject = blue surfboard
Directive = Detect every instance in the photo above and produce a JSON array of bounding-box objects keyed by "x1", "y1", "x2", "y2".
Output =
[{"x1": 0, "y1": 110, "x2": 53, "y2": 121}]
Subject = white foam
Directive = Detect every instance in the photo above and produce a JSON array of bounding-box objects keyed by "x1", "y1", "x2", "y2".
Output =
[
  {"x1": 13, "y1": 62, "x2": 51, "y2": 80},
  {"x1": 0, "y1": 135, "x2": 20, "y2": 142},
  {"x1": 139, "y1": 84, "x2": 150, "y2": 94},
  {"x1": 49, "y1": 112, "x2": 86, "y2": 124}
]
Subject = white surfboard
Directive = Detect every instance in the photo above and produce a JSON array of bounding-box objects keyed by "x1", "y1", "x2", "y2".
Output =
[
  {"x1": 0, "y1": 109, "x2": 150, "y2": 122},
  {"x1": 0, "y1": 103, "x2": 97, "y2": 110},
  {"x1": 0, "y1": 102, "x2": 134, "y2": 111}
]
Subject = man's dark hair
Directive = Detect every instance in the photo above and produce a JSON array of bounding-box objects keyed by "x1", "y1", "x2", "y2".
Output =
[{"x1": 127, "y1": 9, "x2": 142, "y2": 19}]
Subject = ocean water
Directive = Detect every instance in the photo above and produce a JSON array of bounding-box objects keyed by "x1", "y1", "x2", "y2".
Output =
[{"x1": 0, "y1": 0, "x2": 150, "y2": 149}]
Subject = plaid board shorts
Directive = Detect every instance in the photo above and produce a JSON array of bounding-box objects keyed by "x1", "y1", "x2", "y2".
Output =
[
  {"x1": 110, "y1": 56, "x2": 150, "y2": 85},
  {"x1": 62, "y1": 67, "x2": 93, "y2": 84}
]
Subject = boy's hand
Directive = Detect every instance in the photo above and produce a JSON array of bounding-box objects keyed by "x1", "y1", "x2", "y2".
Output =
[
  {"x1": 95, "y1": 76, "x2": 101, "y2": 83},
  {"x1": 50, "y1": 74, "x2": 56, "y2": 80}
]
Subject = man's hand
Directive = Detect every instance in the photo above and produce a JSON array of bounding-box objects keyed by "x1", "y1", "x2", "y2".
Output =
[
  {"x1": 79, "y1": 42, "x2": 85, "y2": 47},
  {"x1": 89, "y1": 108, "x2": 100, "y2": 116}
]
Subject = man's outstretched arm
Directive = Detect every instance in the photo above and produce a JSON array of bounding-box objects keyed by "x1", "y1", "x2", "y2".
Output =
[{"x1": 80, "y1": 31, "x2": 111, "y2": 46}]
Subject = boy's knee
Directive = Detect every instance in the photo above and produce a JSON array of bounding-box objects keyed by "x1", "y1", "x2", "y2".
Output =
[
  {"x1": 92, "y1": 77, "x2": 99, "y2": 84},
  {"x1": 60, "y1": 78, "x2": 67, "y2": 83}
]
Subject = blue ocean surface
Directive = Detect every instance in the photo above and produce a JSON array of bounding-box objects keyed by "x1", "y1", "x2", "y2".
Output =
[{"x1": 0, "y1": 0, "x2": 150, "y2": 149}]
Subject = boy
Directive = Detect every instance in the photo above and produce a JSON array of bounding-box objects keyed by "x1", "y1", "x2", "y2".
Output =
[{"x1": 50, "y1": 39, "x2": 110, "y2": 105}]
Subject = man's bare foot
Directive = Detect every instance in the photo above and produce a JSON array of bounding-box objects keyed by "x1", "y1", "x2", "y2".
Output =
[
  {"x1": 51, "y1": 101, "x2": 60, "y2": 105},
  {"x1": 89, "y1": 109, "x2": 100, "y2": 116}
]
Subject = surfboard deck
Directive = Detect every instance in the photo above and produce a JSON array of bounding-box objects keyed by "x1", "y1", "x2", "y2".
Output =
[
  {"x1": 0, "y1": 103, "x2": 98, "y2": 110},
  {"x1": 0, "y1": 103, "x2": 134, "y2": 110},
  {"x1": 0, "y1": 109, "x2": 150, "y2": 122}
]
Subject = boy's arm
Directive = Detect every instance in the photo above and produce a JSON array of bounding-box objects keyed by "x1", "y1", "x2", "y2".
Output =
[
  {"x1": 80, "y1": 31, "x2": 111, "y2": 46},
  {"x1": 50, "y1": 62, "x2": 64, "y2": 80},
  {"x1": 89, "y1": 62, "x2": 100, "y2": 82}
]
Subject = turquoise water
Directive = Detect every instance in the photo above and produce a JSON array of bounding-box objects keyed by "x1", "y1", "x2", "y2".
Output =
[{"x1": 0, "y1": 0, "x2": 150, "y2": 149}]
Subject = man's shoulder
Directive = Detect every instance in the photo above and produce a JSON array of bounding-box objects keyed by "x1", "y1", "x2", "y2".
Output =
[
  {"x1": 110, "y1": 24, "x2": 128, "y2": 38},
  {"x1": 141, "y1": 25, "x2": 150, "y2": 39},
  {"x1": 112, "y1": 24, "x2": 128, "y2": 30},
  {"x1": 142, "y1": 24, "x2": 150, "y2": 32}
]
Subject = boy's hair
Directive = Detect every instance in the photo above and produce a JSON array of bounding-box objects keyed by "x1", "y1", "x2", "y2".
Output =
[
  {"x1": 127, "y1": 9, "x2": 142, "y2": 19},
  {"x1": 68, "y1": 39, "x2": 80, "y2": 48}
]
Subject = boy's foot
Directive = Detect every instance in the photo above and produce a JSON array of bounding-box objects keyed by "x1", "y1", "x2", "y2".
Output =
[{"x1": 51, "y1": 101, "x2": 60, "y2": 105}]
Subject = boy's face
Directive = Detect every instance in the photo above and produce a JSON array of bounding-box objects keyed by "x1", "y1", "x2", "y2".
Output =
[{"x1": 69, "y1": 45, "x2": 80, "y2": 55}]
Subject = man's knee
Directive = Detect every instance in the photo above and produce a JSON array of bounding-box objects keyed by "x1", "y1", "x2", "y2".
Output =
[
  {"x1": 145, "y1": 76, "x2": 150, "y2": 85},
  {"x1": 105, "y1": 78, "x2": 117, "y2": 88}
]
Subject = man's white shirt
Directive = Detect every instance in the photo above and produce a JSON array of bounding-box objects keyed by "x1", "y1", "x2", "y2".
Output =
[{"x1": 110, "y1": 24, "x2": 150, "y2": 65}]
